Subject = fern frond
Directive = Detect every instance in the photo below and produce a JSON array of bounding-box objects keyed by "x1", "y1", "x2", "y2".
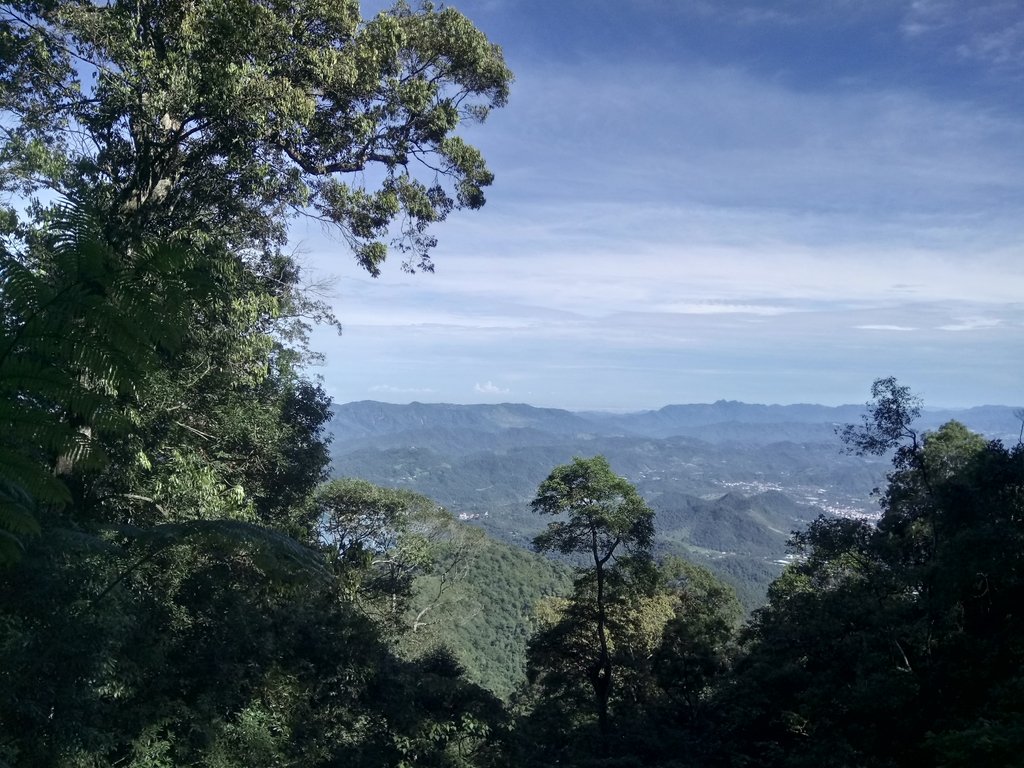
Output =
[
  {"x1": 0, "y1": 528, "x2": 25, "y2": 562},
  {"x1": 0, "y1": 498, "x2": 42, "y2": 536},
  {"x1": 0, "y1": 478, "x2": 41, "y2": 533},
  {"x1": 0, "y1": 200, "x2": 200, "y2": 560},
  {"x1": 0, "y1": 448, "x2": 71, "y2": 503}
]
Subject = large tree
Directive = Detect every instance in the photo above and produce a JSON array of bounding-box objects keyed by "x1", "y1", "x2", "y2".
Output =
[
  {"x1": 0, "y1": 0, "x2": 512, "y2": 273},
  {"x1": 0, "y1": 0, "x2": 512, "y2": 551},
  {"x1": 0, "y1": 2, "x2": 514, "y2": 763}
]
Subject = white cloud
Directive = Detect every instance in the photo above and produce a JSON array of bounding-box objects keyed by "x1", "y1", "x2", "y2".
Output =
[
  {"x1": 855, "y1": 325, "x2": 918, "y2": 331},
  {"x1": 654, "y1": 302, "x2": 798, "y2": 316},
  {"x1": 369, "y1": 384, "x2": 436, "y2": 394},
  {"x1": 474, "y1": 380, "x2": 510, "y2": 395},
  {"x1": 938, "y1": 317, "x2": 1003, "y2": 332}
]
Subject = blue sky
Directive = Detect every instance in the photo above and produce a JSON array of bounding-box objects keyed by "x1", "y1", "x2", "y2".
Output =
[{"x1": 299, "y1": 0, "x2": 1024, "y2": 410}]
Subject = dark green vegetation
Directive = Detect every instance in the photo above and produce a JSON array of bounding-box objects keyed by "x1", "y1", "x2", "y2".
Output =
[
  {"x1": 314, "y1": 478, "x2": 572, "y2": 699},
  {"x1": 713, "y1": 385, "x2": 1024, "y2": 768},
  {"x1": 1, "y1": 0, "x2": 513, "y2": 763},
  {"x1": 2, "y1": 1, "x2": 1022, "y2": 766}
]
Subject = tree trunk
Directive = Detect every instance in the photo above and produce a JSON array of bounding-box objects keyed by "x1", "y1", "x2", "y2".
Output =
[{"x1": 592, "y1": 527, "x2": 612, "y2": 747}]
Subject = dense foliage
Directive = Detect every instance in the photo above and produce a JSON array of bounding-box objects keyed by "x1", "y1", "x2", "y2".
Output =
[
  {"x1": 710, "y1": 417, "x2": 1024, "y2": 768},
  {"x1": 2, "y1": 1, "x2": 1020, "y2": 765},
  {"x1": 1, "y1": 0, "x2": 512, "y2": 764}
]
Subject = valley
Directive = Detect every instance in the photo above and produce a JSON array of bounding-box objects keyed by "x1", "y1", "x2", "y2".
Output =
[{"x1": 327, "y1": 399, "x2": 1020, "y2": 607}]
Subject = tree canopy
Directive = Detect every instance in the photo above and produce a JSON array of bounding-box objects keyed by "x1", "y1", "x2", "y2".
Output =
[
  {"x1": 715, "y1": 397, "x2": 1024, "y2": 768},
  {"x1": 1, "y1": 0, "x2": 511, "y2": 273}
]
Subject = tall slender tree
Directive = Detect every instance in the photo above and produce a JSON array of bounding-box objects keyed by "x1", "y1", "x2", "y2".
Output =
[{"x1": 530, "y1": 455, "x2": 655, "y2": 744}]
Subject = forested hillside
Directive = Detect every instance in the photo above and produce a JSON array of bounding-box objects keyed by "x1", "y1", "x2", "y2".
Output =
[
  {"x1": 421, "y1": 535, "x2": 573, "y2": 699},
  {"x1": 2, "y1": 2, "x2": 1022, "y2": 767}
]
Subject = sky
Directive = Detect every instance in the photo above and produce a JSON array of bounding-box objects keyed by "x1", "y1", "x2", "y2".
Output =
[{"x1": 298, "y1": 0, "x2": 1024, "y2": 411}]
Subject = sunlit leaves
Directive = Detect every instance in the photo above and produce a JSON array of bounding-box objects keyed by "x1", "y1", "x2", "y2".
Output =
[{"x1": 1, "y1": 0, "x2": 512, "y2": 273}]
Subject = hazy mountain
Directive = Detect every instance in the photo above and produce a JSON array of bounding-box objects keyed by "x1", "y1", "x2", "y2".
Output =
[
  {"x1": 327, "y1": 400, "x2": 1021, "y2": 606},
  {"x1": 329, "y1": 400, "x2": 626, "y2": 449},
  {"x1": 330, "y1": 400, "x2": 1022, "y2": 452}
]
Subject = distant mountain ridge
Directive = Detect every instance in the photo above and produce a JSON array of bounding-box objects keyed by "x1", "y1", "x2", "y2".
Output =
[
  {"x1": 329, "y1": 399, "x2": 1021, "y2": 449},
  {"x1": 332, "y1": 399, "x2": 620, "y2": 437},
  {"x1": 587, "y1": 400, "x2": 866, "y2": 436}
]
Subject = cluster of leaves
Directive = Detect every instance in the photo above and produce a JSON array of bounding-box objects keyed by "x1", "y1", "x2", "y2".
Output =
[
  {"x1": 315, "y1": 477, "x2": 488, "y2": 639},
  {"x1": 0, "y1": 204, "x2": 200, "y2": 559},
  {"x1": 0, "y1": 0, "x2": 511, "y2": 273}
]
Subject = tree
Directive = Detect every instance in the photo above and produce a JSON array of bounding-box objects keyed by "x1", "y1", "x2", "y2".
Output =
[
  {"x1": 0, "y1": 0, "x2": 512, "y2": 571},
  {"x1": 837, "y1": 375, "x2": 922, "y2": 470},
  {"x1": 716, "y1": 383, "x2": 1024, "y2": 768},
  {"x1": 652, "y1": 557, "x2": 741, "y2": 726},
  {"x1": 314, "y1": 477, "x2": 483, "y2": 638},
  {"x1": 0, "y1": 0, "x2": 512, "y2": 561},
  {"x1": 529, "y1": 455, "x2": 655, "y2": 745},
  {"x1": 0, "y1": 2, "x2": 514, "y2": 762},
  {"x1": 0, "y1": 0, "x2": 512, "y2": 275},
  {"x1": 0, "y1": 203, "x2": 199, "y2": 560}
]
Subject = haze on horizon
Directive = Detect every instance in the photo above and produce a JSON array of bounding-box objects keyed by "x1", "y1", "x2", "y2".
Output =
[
  {"x1": 331, "y1": 396, "x2": 1018, "y2": 416},
  {"x1": 299, "y1": 0, "x2": 1023, "y2": 412}
]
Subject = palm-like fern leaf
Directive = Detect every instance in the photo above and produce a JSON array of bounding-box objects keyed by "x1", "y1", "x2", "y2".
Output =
[{"x1": 0, "y1": 202, "x2": 194, "y2": 561}]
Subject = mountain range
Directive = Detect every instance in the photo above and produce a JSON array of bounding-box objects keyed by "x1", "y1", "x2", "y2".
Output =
[
  {"x1": 330, "y1": 400, "x2": 1019, "y2": 449},
  {"x1": 327, "y1": 400, "x2": 1021, "y2": 606}
]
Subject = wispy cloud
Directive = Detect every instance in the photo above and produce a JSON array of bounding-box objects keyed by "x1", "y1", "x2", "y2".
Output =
[
  {"x1": 474, "y1": 381, "x2": 510, "y2": 395},
  {"x1": 653, "y1": 302, "x2": 798, "y2": 316},
  {"x1": 856, "y1": 325, "x2": 918, "y2": 331},
  {"x1": 903, "y1": 0, "x2": 1024, "y2": 71},
  {"x1": 676, "y1": 0, "x2": 1024, "y2": 71},
  {"x1": 681, "y1": 1, "x2": 804, "y2": 26},
  {"x1": 902, "y1": 0, "x2": 955, "y2": 36},
  {"x1": 938, "y1": 317, "x2": 1003, "y2": 332},
  {"x1": 957, "y1": 21, "x2": 1024, "y2": 70}
]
